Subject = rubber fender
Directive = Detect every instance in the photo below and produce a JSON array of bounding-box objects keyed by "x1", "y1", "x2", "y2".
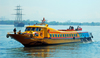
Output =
[{"x1": 30, "y1": 34, "x2": 33, "y2": 38}]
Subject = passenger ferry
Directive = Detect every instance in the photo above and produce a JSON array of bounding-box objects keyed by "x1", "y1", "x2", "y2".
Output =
[{"x1": 6, "y1": 24, "x2": 93, "y2": 47}]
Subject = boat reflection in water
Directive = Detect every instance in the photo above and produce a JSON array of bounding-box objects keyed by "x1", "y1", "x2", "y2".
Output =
[
  {"x1": 23, "y1": 46, "x2": 56, "y2": 57},
  {"x1": 4, "y1": 42, "x2": 89, "y2": 58},
  {"x1": 21, "y1": 44, "x2": 80, "y2": 58}
]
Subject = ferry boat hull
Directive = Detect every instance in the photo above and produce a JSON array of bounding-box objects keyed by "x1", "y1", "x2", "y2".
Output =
[
  {"x1": 6, "y1": 24, "x2": 93, "y2": 47},
  {"x1": 7, "y1": 34, "x2": 92, "y2": 47}
]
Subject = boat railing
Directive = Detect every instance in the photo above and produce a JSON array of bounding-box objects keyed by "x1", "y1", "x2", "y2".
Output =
[
  {"x1": 7, "y1": 31, "x2": 23, "y2": 34},
  {"x1": 7, "y1": 32, "x2": 14, "y2": 34}
]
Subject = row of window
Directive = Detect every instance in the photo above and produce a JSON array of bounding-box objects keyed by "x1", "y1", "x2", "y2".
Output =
[
  {"x1": 50, "y1": 34, "x2": 78, "y2": 37},
  {"x1": 25, "y1": 27, "x2": 42, "y2": 31},
  {"x1": 79, "y1": 33, "x2": 89, "y2": 37}
]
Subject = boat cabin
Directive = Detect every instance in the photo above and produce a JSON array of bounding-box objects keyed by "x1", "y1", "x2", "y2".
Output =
[{"x1": 22, "y1": 24, "x2": 90, "y2": 39}]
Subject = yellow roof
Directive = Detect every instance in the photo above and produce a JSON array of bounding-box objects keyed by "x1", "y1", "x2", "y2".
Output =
[
  {"x1": 26, "y1": 25, "x2": 47, "y2": 28},
  {"x1": 26, "y1": 24, "x2": 50, "y2": 28},
  {"x1": 26, "y1": 24, "x2": 78, "y2": 33}
]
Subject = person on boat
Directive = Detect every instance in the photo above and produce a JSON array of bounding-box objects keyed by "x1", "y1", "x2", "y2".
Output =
[
  {"x1": 75, "y1": 26, "x2": 82, "y2": 31},
  {"x1": 18, "y1": 30, "x2": 21, "y2": 34},
  {"x1": 71, "y1": 26, "x2": 74, "y2": 29},
  {"x1": 77, "y1": 26, "x2": 79, "y2": 28},
  {"x1": 69, "y1": 26, "x2": 74, "y2": 30},
  {"x1": 69, "y1": 26, "x2": 71, "y2": 29},
  {"x1": 41, "y1": 17, "x2": 46, "y2": 25},
  {"x1": 13, "y1": 28, "x2": 16, "y2": 34}
]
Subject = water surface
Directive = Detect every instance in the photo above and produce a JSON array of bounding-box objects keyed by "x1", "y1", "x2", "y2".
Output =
[{"x1": 0, "y1": 25, "x2": 100, "y2": 58}]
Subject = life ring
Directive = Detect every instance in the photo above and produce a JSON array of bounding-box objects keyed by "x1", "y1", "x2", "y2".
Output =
[
  {"x1": 33, "y1": 32, "x2": 38, "y2": 36},
  {"x1": 35, "y1": 33, "x2": 38, "y2": 36}
]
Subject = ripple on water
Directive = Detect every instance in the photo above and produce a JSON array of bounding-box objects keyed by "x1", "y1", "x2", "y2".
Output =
[{"x1": 1, "y1": 25, "x2": 100, "y2": 58}]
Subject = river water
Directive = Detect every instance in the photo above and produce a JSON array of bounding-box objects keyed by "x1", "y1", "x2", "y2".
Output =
[{"x1": 0, "y1": 25, "x2": 100, "y2": 58}]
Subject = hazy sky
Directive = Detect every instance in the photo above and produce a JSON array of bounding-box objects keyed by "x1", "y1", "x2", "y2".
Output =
[{"x1": 0, "y1": 0, "x2": 100, "y2": 22}]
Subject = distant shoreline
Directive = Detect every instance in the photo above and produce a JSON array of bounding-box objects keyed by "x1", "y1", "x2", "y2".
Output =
[
  {"x1": 0, "y1": 24, "x2": 100, "y2": 26},
  {"x1": 0, "y1": 20, "x2": 100, "y2": 26}
]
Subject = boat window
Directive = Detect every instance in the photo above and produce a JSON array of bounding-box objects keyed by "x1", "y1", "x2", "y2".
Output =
[
  {"x1": 63, "y1": 34, "x2": 64, "y2": 37},
  {"x1": 60, "y1": 34, "x2": 62, "y2": 37},
  {"x1": 83, "y1": 34, "x2": 85, "y2": 36},
  {"x1": 83, "y1": 34, "x2": 84, "y2": 37},
  {"x1": 79, "y1": 33, "x2": 82, "y2": 36},
  {"x1": 76, "y1": 34, "x2": 77, "y2": 37},
  {"x1": 65, "y1": 34, "x2": 66, "y2": 37},
  {"x1": 69, "y1": 34, "x2": 71, "y2": 37},
  {"x1": 50, "y1": 34, "x2": 52, "y2": 37},
  {"x1": 36, "y1": 28, "x2": 39, "y2": 31},
  {"x1": 25, "y1": 28, "x2": 27, "y2": 31},
  {"x1": 67, "y1": 34, "x2": 68, "y2": 37},
  {"x1": 39, "y1": 28, "x2": 41, "y2": 31},
  {"x1": 85, "y1": 34, "x2": 86, "y2": 36},
  {"x1": 86, "y1": 33, "x2": 89, "y2": 36},
  {"x1": 32, "y1": 28, "x2": 35, "y2": 31},
  {"x1": 72, "y1": 34, "x2": 73, "y2": 37},
  {"x1": 53, "y1": 34, "x2": 54, "y2": 37},
  {"x1": 55, "y1": 34, "x2": 57, "y2": 37},
  {"x1": 74, "y1": 34, "x2": 76, "y2": 37},
  {"x1": 25, "y1": 28, "x2": 31, "y2": 31},
  {"x1": 58, "y1": 34, "x2": 59, "y2": 37}
]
